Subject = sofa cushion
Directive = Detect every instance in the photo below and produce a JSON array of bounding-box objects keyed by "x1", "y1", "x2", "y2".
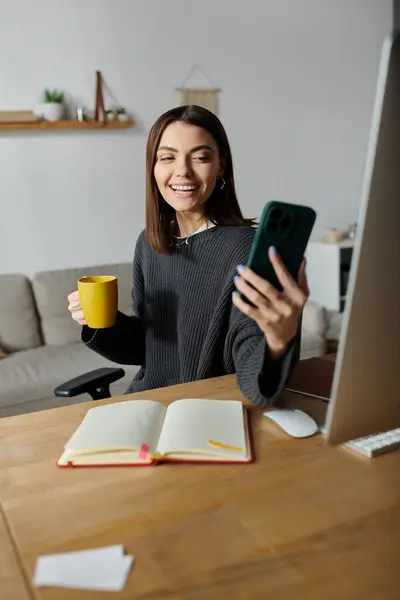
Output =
[
  {"x1": 0, "y1": 274, "x2": 42, "y2": 352},
  {"x1": 0, "y1": 342, "x2": 140, "y2": 417},
  {"x1": 32, "y1": 263, "x2": 134, "y2": 346}
]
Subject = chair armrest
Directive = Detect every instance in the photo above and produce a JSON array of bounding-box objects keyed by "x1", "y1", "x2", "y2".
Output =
[{"x1": 54, "y1": 367, "x2": 125, "y2": 401}]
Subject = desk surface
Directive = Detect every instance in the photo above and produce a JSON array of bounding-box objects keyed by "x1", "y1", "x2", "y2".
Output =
[
  {"x1": 0, "y1": 374, "x2": 399, "y2": 600},
  {"x1": 0, "y1": 508, "x2": 33, "y2": 600}
]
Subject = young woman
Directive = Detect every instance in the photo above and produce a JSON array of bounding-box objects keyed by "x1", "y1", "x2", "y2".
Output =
[{"x1": 68, "y1": 105, "x2": 308, "y2": 406}]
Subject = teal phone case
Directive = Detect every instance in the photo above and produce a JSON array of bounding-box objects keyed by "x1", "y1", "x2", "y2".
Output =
[{"x1": 245, "y1": 200, "x2": 316, "y2": 293}]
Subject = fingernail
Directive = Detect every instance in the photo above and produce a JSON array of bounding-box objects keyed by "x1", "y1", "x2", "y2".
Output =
[
  {"x1": 269, "y1": 246, "x2": 277, "y2": 255},
  {"x1": 236, "y1": 264, "x2": 245, "y2": 273},
  {"x1": 234, "y1": 275, "x2": 240, "y2": 284},
  {"x1": 232, "y1": 291, "x2": 238, "y2": 300}
]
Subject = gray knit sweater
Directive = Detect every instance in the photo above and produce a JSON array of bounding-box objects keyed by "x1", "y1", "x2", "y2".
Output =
[{"x1": 82, "y1": 226, "x2": 300, "y2": 406}]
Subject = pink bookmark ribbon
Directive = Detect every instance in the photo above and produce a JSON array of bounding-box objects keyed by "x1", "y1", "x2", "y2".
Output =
[{"x1": 139, "y1": 444, "x2": 150, "y2": 460}]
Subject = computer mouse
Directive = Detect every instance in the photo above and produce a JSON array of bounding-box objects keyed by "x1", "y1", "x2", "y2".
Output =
[{"x1": 263, "y1": 409, "x2": 318, "y2": 438}]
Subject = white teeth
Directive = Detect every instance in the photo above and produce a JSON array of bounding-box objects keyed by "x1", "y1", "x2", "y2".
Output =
[{"x1": 171, "y1": 185, "x2": 198, "y2": 191}]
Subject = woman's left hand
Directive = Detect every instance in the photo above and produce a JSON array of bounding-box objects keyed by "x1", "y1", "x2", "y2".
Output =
[{"x1": 232, "y1": 247, "x2": 309, "y2": 359}]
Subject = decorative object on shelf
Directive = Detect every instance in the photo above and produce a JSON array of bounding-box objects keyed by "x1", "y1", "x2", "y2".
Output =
[
  {"x1": 94, "y1": 71, "x2": 107, "y2": 123},
  {"x1": 347, "y1": 222, "x2": 357, "y2": 239},
  {"x1": 0, "y1": 110, "x2": 36, "y2": 123},
  {"x1": 176, "y1": 65, "x2": 221, "y2": 115},
  {"x1": 106, "y1": 107, "x2": 129, "y2": 121},
  {"x1": 116, "y1": 107, "x2": 129, "y2": 121},
  {"x1": 323, "y1": 228, "x2": 348, "y2": 243},
  {"x1": 35, "y1": 88, "x2": 65, "y2": 122},
  {"x1": 76, "y1": 107, "x2": 88, "y2": 122},
  {"x1": 106, "y1": 108, "x2": 117, "y2": 121}
]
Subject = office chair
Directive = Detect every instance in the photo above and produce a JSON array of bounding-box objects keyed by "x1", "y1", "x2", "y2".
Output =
[{"x1": 54, "y1": 368, "x2": 126, "y2": 401}]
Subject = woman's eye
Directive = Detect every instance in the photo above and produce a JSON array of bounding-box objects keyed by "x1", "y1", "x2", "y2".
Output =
[
  {"x1": 159, "y1": 156, "x2": 174, "y2": 161},
  {"x1": 193, "y1": 155, "x2": 209, "y2": 162}
]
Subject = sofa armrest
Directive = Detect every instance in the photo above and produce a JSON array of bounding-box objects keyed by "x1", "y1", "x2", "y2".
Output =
[
  {"x1": 54, "y1": 367, "x2": 125, "y2": 401},
  {"x1": 299, "y1": 300, "x2": 329, "y2": 359},
  {"x1": 301, "y1": 300, "x2": 329, "y2": 337}
]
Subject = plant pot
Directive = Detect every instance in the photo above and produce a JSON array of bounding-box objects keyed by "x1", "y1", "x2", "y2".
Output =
[{"x1": 35, "y1": 102, "x2": 64, "y2": 122}]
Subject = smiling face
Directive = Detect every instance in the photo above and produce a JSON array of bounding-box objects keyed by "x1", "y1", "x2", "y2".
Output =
[{"x1": 153, "y1": 121, "x2": 222, "y2": 216}]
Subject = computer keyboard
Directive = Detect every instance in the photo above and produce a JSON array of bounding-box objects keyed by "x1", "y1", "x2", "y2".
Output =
[
  {"x1": 320, "y1": 427, "x2": 400, "y2": 458},
  {"x1": 345, "y1": 428, "x2": 400, "y2": 457}
]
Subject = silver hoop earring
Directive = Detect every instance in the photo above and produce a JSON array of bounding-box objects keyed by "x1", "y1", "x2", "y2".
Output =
[{"x1": 220, "y1": 177, "x2": 226, "y2": 190}]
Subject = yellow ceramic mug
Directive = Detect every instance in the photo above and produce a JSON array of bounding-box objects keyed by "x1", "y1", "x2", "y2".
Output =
[{"x1": 77, "y1": 276, "x2": 118, "y2": 328}]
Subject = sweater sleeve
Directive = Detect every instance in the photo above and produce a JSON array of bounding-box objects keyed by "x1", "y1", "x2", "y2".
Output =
[
  {"x1": 226, "y1": 308, "x2": 301, "y2": 407},
  {"x1": 81, "y1": 232, "x2": 146, "y2": 366},
  {"x1": 81, "y1": 311, "x2": 145, "y2": 365}
]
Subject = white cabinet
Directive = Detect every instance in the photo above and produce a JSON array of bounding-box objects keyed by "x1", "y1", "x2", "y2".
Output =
[{"x1": 305, "y1": 240, "x2": 354, "y2": 312}]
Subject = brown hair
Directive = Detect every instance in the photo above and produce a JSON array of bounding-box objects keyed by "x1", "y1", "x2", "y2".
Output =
[{"x1": 145, "y1": 104, "x2": 256, "y2": 253}]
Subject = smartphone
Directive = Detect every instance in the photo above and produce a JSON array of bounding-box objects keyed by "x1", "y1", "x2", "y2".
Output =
[{"x1": 244, "y1": 200, "x2": 316, "y2": 294}]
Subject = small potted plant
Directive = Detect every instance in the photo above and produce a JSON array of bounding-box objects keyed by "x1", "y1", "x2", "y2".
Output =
[
  {"x1": 35, "y1": 88, "x2": 65, "y2": 122},
  {"x1": 106, "y1": 108, "x2": 118, "y2": 121},
  {"x1": 106, "y1": 107, "x2": 129, "y2": 121},
  {"x1": 116, "y1": 107, "x2": 129, "y2": 121}
]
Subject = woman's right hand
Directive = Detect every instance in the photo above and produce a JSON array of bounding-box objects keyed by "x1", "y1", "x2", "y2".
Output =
[{"x1": 67, "y1": 290, "x2": 87, "y2": 325}]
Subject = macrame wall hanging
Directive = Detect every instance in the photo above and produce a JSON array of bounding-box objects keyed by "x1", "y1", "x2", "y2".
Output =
[{"x1": 176, "y1": 65, "x2": 221, "y2": 115}]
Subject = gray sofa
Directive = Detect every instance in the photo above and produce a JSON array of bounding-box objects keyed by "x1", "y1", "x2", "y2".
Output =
[
  {"x1": 0, "y1": 263, "x2": 140, "y2": 418},
  {"x1": 0, "y1": 263, "x2": 328, "y2": 418}
]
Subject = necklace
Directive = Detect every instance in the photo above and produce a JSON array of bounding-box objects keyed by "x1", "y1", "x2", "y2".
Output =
[
  {"x1": 173, "y1": 222, "x2": 215, "y2": 246},
  {"x1": 174, "y1": 229, "x2": 201, "y2": 246},
  {"x1": 175, "y1": 237, "x2": 191, "y2": 246}
]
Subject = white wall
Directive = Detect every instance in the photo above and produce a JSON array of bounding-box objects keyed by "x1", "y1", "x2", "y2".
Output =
[{"x1": 0, "y1": 0, "x2": 392, "y2": 276}]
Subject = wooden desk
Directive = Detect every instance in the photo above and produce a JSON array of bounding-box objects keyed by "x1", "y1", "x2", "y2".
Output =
[
  {"x1": 0, "y1": 374, "x2": 399, "y2": 600},
  {"x1": 0, "y1": 508, "x2": 33, "y2": 599}
]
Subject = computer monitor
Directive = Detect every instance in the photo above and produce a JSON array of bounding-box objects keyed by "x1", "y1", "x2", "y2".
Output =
[{"x1": 324, "y1": 33, "x2": 400, "y2": 444}]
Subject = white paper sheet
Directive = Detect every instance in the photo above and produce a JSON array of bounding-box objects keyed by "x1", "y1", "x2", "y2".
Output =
[{"x1": 33, "y1": 544, "x2": 134, "y2": 591}]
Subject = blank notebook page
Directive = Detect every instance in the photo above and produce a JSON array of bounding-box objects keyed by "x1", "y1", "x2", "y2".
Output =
[
  {"x1": 156, "y1": 399, "x2": 246, "y2": 457},
  {"x1": 64, "y1": 400, "x2": 165, "y2": 453}
]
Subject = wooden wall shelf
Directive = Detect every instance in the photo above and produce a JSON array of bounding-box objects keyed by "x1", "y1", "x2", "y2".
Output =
[{"x1": 0, "y1": 120, "x2": 135, "y2": 131}]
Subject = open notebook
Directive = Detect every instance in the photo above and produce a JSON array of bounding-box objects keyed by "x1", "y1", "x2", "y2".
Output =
[{"x1": 57, "y1": 398, "x2": 253, "y2": 467}]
